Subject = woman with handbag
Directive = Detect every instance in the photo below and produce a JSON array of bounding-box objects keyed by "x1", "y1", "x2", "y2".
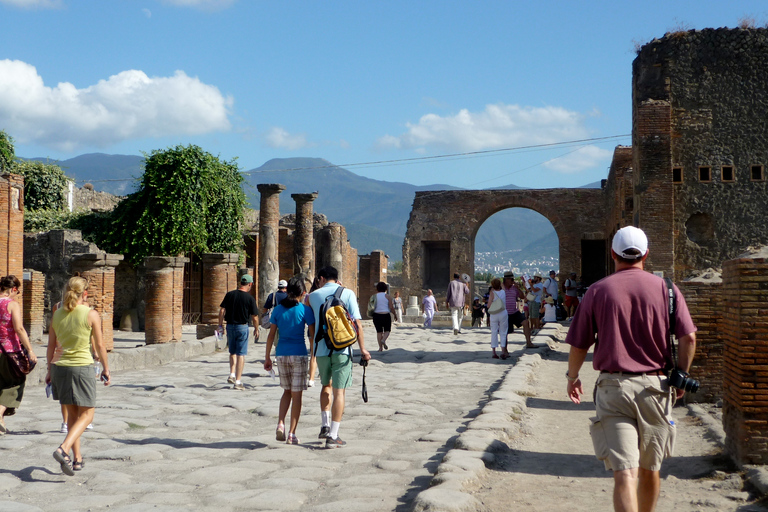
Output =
[
  {"x1": 0, "y1": 275, "x2": 38, "y2": 434},
  {"x1": 47, "y1": 276, "x2": 110, "y2": 475},
  {"x1": 486, "y1": 278, "x2": 509, "y2": 359}
]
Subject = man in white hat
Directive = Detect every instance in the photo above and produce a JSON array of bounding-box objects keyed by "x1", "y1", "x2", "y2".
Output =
[{"x1": 565, "y1": 226, "x2": 697, "y2": 512}]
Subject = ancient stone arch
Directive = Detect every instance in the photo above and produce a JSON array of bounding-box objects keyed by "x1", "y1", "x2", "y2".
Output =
[{"x1": 401, "y1": 188, "x2": 607, "y2": 297}]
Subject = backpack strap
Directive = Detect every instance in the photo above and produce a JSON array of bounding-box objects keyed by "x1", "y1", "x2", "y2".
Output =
[{"x1": 664, "y1": 277, "x2": 677, "y2": 370}]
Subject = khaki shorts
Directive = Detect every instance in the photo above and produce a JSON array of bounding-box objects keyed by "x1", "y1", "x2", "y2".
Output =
[
  {"x1": 276, "y1": 356, "x2": 308, "y2": 392},
  {"x1": 590, "y1": 373, "x2": 676, "y2": 472}
]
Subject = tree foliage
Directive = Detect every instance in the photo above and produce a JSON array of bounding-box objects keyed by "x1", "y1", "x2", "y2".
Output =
[
  {"x1": 13, "y1": 160, "x2": 72, "y2": 212},
  {"x1": 91, "y1": 144, "x2": 245, "y2": 265},
  {"x1": 0, "y1": 130, "x2": 15, "y2": 173}
]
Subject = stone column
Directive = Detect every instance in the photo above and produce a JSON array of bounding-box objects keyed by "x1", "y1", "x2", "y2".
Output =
[
  {"x1": 292, "y1": 192, "x2": 318, "y2": 277},
  {"x1": 196, "y1": 253, "x2": 239, "y2": 339},
  {"x1": 71, "y1": 252, "x2": 124, "y2": 351},
  {"x1": 257, "y1": 184, "x2": 285, "y2": 307},
  {"x1": 144, "y1": 256, "x2": 188, "y2": 344}
]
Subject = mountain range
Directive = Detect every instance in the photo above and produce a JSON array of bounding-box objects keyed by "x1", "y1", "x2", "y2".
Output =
[{"x1": 25, "y1": 153, "x2": 601, "y2": 261}]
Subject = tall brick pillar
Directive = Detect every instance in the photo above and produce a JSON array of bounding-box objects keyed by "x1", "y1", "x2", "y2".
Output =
[
  {"x1": 1, "y1": 174, "x2": 24, "y2": 279},
  {"x1": 22, "y1": 269, "x2": 45, "y2": 343},
  {"x1": 71, "y1": 252, "x2": 124, "y2": 352},
  {"x1": 358, "y1": 251, "x2": 388, "y2": 319},
  {"x1": 257, "y1": 183, "x2": 285, "y2": 307},
  {"x1": 196, "y1": 253, "x2": 239, "y2": 339},
  {"x1": 722, "y1": 247, "x2": 768, "y2": 464},
  {"x1": 144, "y1": 256, "x2": 187, "y2": 344},
  {"x1": 292, "y1": 192, "x2": 318, "y2": 277}
]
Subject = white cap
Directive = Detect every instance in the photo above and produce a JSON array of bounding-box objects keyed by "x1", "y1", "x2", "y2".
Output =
[
  {"x1": 612, "y1": 226, "x2": 648, "y2": 260},
  {"x1": 278, "y1": 280, "x2": 288, "y2": 288}
]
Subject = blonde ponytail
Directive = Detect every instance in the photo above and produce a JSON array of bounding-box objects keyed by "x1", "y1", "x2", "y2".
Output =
[{"x1": 63, "y1": 276, "x2": 88, "y2": 312}]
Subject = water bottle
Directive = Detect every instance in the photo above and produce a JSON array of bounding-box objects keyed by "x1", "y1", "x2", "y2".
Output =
[{"x1": 93, "y1": 361, "x2": 102, "y2": 380}]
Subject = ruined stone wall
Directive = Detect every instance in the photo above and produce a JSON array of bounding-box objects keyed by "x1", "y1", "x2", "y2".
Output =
[
  {"x1": 678, "y1": 277, "x2": 724, "y2": 403},
  {"x1": 358, "y1": 250, "x2": 387, "y2": 319},
  {"x1": 73, "y1": 187, "x2": 121, "y2": 212},
  {"x1": 634, "y1": 28, "x2": 768, "y2": 279},
  {"x1": 603, "y1": 147, "x2": 634, "y2": 265}
]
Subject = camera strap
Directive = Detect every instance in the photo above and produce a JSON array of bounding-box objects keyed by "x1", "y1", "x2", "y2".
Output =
[{"x1": 664, "y1": 277, "x2": 678, "y2": 369}]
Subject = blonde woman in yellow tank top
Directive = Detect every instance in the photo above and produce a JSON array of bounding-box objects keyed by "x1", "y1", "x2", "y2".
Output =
[{"x1": 46, "y1": 277, "x2": 111, "y2": 476}]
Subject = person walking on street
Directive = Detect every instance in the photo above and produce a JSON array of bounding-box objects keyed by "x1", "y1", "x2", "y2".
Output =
[
  {"x1": 422, "y1": 290, "x2": 437, "y2": 328},
  {"x1": 446, "y1": 273, "x2": 469, "y2": 335},
  {"x1": 564, "y1": 272, "x2": 580, "y2": 320},
  {"x1": 370, "y1": 282, "x2": 395, "y2": 352},
  {"x1": 47, "y1": 276, "x2": 110, "y2": 476},
  {"x1": 218, "y1": 274, "x2": 259, "y2": 390},
  {"x1": 392, "y1": 291, "x2": 403, "y2": 324},
  {"x1": 502, "y1": 271, "x2": 534, "y2": 348},
  {"x1": 0, "y1": 275, "x2": 37, "y2": 435},
  {"x1": 565, "y1": 226, "x2": 697, "y2": 512},
  {"x1": 309, "y1": 266, "x2": 371, "y2": 448},
  {"x1": 486, "y1": 278, "x2": 508, "y2": 359},
  {"x1": 543, "y1": 270, "x2": 559, "y2": 303},
  {"x1": 263, "y1": 276, "x2": 315, "y2": 445}
]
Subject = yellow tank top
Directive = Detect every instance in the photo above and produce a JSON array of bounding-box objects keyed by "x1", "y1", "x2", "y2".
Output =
[{"x1": 52, "y1": 304, "x2": 94, "y2": 367}]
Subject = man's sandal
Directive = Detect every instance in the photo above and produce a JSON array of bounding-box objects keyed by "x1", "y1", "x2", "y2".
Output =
[
  {"x1": 73, "y1": 459, "x2": 84, "y2": 471},
  {"x1": 53, "y1": 446, "x2": 75, "y2": 476}
]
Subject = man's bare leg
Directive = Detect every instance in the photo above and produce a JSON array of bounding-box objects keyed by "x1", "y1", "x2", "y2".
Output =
[
  {"x1": 235, "y1": 355, "x2": 245, "y2": 381},
  {"x1": 637, "y1": 468, "x2": 660, "y2": 512},
  {"x1": 331, "y1": 387, "x2": 345, "y2": 422},
  {"x1": 613, "y1": 468, "x2": 639, "y2": 512}
]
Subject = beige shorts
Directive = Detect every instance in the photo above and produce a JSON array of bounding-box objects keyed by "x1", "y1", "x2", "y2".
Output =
[
  {"x1": 590, "y1": 373, "x2": 676, "y2": 472},
  {"x1": 276, "y1": 356, "x2": 308, "y2": 392}
]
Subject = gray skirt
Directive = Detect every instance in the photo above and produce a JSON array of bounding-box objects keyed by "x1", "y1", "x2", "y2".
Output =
[{"x1": 51, "y1": 364, "x2": 97, "y2": 408}]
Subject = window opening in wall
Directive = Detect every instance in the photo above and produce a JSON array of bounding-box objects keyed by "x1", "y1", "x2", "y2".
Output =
[
  {"x1": 751, "y1": 165, "x2": 765, "y2": 181},
  {"x1": 721, "y1": 165, "x2": 735, "y2": 182},
  {"x1": 699, "y1": 166, "x2": 711, "y2": 182},
  {"x1": 672, "y1": 167, "x2": 683, "y2": 183}
]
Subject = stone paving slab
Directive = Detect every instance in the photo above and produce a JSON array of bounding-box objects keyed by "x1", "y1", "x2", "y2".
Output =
[{"x1": 0, "y1": 322, "x2": 548, "y2": 511}]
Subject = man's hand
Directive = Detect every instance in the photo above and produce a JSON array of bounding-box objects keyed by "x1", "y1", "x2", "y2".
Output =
[
  {"x1": 264, "y1": 358, "x2": 273, "y2": 371},
  {"x1": 567, "y1": 379, "x2": 584, "y2": 404},
  {"x1": 360, "y1": 348, "x2": 371, "y2": 361},
  {"x1": 675, "y1": 388, "x2": 685, "y2": 400}
]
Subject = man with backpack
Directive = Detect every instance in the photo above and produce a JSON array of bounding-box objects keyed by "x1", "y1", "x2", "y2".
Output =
[{"x1": 308, "y1": 266, "x2": 371, "y2": 448}]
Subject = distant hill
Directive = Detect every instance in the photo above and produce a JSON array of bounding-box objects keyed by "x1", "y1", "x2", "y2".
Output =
[{"x1": 22, "y1": 154, "x2": 591, "y2": 260}]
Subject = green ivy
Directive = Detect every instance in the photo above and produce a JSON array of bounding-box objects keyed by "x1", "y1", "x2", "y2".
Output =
[
  {"x1": 0, "y1": 130, "x2": 14, "y2": 173},
  {"x1": 13, "y1": 160, "x2": 71, "y2": 212},
  {"x1": 24, "y1": 209, "x2": 91, "y2": 233},
  {"x1": 90, "y1": 144, "x2": 246, "y2": 265}
]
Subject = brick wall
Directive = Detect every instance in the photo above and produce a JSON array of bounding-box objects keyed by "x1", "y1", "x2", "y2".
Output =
[
  {"x1": 22, "y1": 269, "x2": 45, "y2": 342},
  {"x1": 0, "y1": 174, "x2": 24, "y2": 280},
  {"x1": 144, "y1": 256, "x2": 187, "y2": 344},
  {"x1": 71, "y1": 253, "x2": 123, "y2": 352},
  {"x1": 358, "y1": 251, "x2": 387, "y2": 318},
  {"x1": 722, "y1": 247, "x2": 768, "y2": 464},
  {"x1": 279, "y1": 227, "x2": 294, "y2": 283},
  {"x1": 679, "y1": 279, "x2": 723, "y2": 402}
]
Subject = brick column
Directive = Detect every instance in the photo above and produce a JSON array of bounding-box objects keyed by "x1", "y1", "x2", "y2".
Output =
[
  {"x1": 257, "y1": 183, "x2": 285, "y2": 307},
  {"x1": 292, "y1": 192, "x2": 318, "y2": 277},
  {"x1": 722, "y1": 247, "x2": 768, "y2": 464},
  {"x1": 22, "y1": 269, "x2": 45, "y2": 343},
  {"x1": 358, "y1": 251, "x2": 387, "y2": 319},
  {"x1": 0, "y1": 174, "x2": 24, "y2": 279},
  {"x1": 144, "y1": 256, "x2": 187, "y2": 344},
  {"x1": 196, "y1": 252, "x2": 238, "y2": 339},
  {"x1": 71, "y1": 252, "x2": 124, "y2": 352}
]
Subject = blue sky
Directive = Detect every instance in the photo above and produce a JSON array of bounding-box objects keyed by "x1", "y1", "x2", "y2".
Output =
[{"x1": 1, "y1": 0, "x2": 765, "y2": 189}]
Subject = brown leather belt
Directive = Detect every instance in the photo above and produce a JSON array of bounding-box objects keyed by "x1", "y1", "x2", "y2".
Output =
[{"x1": 600, "y1": 370, "x2": 666, "y2": 376}]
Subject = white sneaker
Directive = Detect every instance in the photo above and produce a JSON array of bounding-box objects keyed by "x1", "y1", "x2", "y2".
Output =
[
  {"x1": 86, "y1": 423, "x2": 93, "y2": 430},
  {"x1": 60, "y1": 422, "x2": 68, "y2": 433}
]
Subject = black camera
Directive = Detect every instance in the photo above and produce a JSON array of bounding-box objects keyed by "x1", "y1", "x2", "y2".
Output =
[{"x1": 668, "y1": 368, "x2": 699, "y2": 393}]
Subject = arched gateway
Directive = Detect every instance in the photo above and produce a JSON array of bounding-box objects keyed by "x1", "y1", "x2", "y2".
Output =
[{"x1": 401, "y1": 188, "x2": 608, "y2": 297}]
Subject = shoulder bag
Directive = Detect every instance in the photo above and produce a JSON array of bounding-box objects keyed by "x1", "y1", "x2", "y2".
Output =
[
  {"x1": 0, "y1": 342, "x2": 36, "y2": 380},
  {"x1": 487, "y1": 291, "x2": 505, "y2": 315}
]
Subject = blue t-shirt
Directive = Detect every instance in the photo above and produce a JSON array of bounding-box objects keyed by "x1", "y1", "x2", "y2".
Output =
[
  {"x1": 270, "y1": 302, "x2": 315, "y2": 356},
  {"x1": 308, "y1": 283, "x2": 361, "y2": 358}
]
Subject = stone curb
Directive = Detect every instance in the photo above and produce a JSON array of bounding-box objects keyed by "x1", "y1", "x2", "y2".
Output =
[
  {"x1": 24, "y1": 335, "x2": 228, "y2": 386},
  {"x1": 688, "y1": 403, "x2": 768, "y2": 498},
  {"x1": 411, "y1": 350, "x2": 545, "y2": 512}
]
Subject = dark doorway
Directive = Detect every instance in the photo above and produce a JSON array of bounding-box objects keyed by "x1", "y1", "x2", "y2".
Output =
[
  {"x1": 581, "y1": 240, "x2": 606, "y2": 286},
  {"x1": 423, "y1": 241, "x2": 450, "y2": 292},
  {"x1": 183, "y1": 252, "x2": 202, "y2": 324}
]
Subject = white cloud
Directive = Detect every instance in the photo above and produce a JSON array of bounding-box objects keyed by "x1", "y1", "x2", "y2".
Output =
[
  {"x1": 142, "y1": 8, "x2": 152, "y2": 17},
  {"x1": 377, "y1": 103, "x2": 590, "y2": 152},
  {"x1": 0, "y1": 59, "x2": 232, "y2": 151},
  {"x1": 265, "y1": 127, "x2": 309, "y2": 151},
  {"x1": 543, "y1": 145, "x2": 612, "y2": 173},
  {"x1": 0, "y1": 0, "x2": 63, "y2": 8}
]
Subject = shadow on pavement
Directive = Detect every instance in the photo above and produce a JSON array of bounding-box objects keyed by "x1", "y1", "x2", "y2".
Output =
[
  {"x1": 114, "y1": 437, "x2": 266, "y2": 450},
  {"x1": 526, "y1": 397, "x2": 596, "y2": 412},
  {"x1": 0, "y1": 466, "x2": 63, "y2": 483}
]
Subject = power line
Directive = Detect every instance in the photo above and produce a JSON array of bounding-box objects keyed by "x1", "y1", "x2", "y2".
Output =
[{"x1": 72, "y1": 134, "x2": 630, "y2": 184}]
